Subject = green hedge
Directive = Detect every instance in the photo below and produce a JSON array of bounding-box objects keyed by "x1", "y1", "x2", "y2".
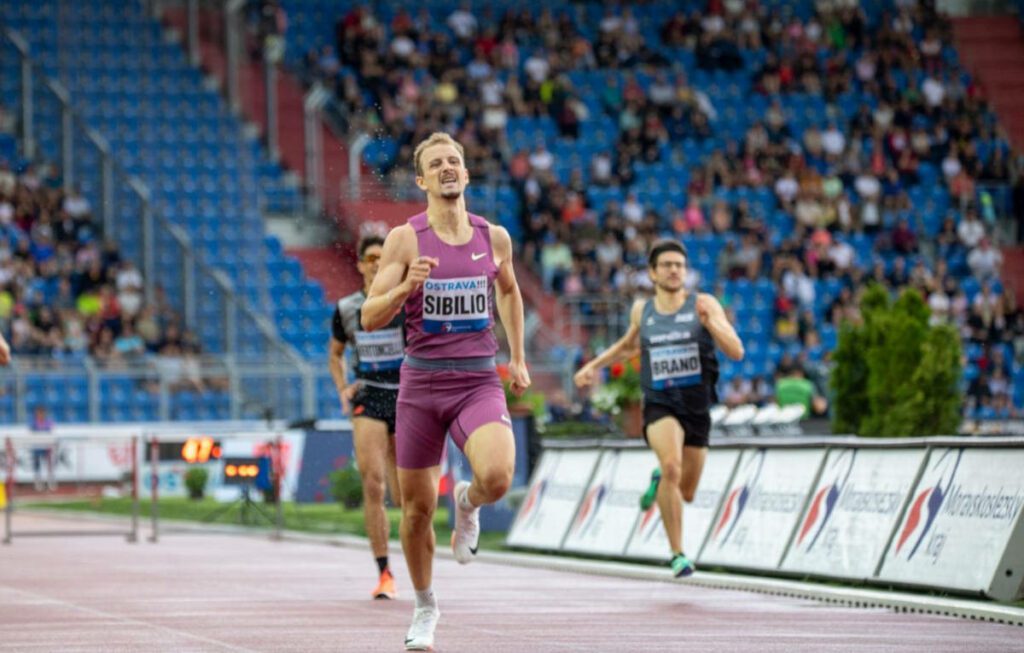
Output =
[{"x1": 830, "y1": 284, "x2": 962, "y2": 437}]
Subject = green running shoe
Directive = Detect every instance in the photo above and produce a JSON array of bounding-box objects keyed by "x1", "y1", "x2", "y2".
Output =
[
  {"x1": 671, "y1": 553, "x2": 695, "y2": 578},
  {"x1": 639, "y1": 468, "x2": 661, "y2": 511}
]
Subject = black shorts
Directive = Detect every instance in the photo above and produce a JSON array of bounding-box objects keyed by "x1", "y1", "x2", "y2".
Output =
[
  {"x1": 351, "y1": 385, "x2": 398, "y2": 434},
  {"x1": 642, "y1": 400, "x2": 711, "y2": 448}
]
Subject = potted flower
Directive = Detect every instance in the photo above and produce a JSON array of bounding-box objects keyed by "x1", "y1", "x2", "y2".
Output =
[{"x1": 590, "y1": 356, "x2": 644, "y2": 438}]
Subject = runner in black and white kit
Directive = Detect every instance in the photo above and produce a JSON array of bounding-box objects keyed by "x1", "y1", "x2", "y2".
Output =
[{"x1": 329, "y1": 235, "x2": 404, "y2": 600}]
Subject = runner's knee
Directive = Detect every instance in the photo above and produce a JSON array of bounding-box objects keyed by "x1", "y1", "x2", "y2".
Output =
[
  {"x1": 661, "y1": 460, "x2": 683, "y2": 486},
  {"x1": 361, "y1": 471, "x2": 386, "y2": 504},
  {"x1": 476, "y1": 466, "x2": 512, "y2": 502},
  {"x1": 402, "y1": 496, "x2": 435, "y2": 531}
]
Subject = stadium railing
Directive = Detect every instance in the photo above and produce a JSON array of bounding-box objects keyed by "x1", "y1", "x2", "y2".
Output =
[{"x1": 3, "y1": 355, "x2": 317, "y2": 423}]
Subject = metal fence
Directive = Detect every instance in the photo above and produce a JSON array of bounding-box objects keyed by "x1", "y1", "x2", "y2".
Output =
[{"x1": 2, "y1": 355, "x2": 317, "y2": 423}]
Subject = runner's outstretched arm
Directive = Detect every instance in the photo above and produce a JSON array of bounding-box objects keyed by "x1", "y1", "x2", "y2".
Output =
[
  {"x1": 491, "y1": 225, "x2": 530, "y2": 396},
  {"x1": 573, "y1": 299, "x2": 644, "y2": 388}
]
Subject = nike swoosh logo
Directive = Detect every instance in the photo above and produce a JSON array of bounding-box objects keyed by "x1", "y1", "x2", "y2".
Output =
[{"x1": 471, "y1": 252, "x2": 487, "y2": 261}]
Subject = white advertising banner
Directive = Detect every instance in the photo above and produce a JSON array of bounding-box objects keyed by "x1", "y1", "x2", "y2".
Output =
[
  {"x1": 562, "y1": 451, "x2": 640, "y2": 556},
  {"x1": 8, "y1": 438, "x2": 137, "y2": 483},
  {"x1": 506, "y1": 449, "x2": 600, "y2": 550},
  {"x1": 877, "y1": 448, "x2": 1024, "y2": 598},
  {"x1": 700, "y1": 448, "x2": 826, "y2": 570},
  {"x1": 781, "y1": 448, "x2": 926, "y2": 579},
  {"x1": 623, "y1": 448, "x2": 741, "y2": 562}
]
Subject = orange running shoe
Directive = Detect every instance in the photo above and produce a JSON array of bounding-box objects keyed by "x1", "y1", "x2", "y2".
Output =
[{"x1": 372, "y1": 569, "x2": 397, "y2": 600}]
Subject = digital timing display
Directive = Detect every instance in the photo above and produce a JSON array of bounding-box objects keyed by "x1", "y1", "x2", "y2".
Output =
[
  {"x1": 221, "y1": 456, "x2": 271, "y2": 487},
  {"x1": 156, "y1": 437, "x2": 222, "y2": 463}
]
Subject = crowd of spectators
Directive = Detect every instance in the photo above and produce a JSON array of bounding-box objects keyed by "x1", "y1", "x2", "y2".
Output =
[
  {"x1": 297, "y1": 1, "x2": 1024, "y2": 418},
  {"x1": 0, "y1": 151, "x2": 214, "y2": 392}
]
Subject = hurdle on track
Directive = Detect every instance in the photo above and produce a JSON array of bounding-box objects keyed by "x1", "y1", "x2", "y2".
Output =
[{"x1": 2, "y1": 433, "x2": 140, "y2": 544}]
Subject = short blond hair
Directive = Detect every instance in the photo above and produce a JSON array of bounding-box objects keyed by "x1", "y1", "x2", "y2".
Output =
[{"x1": 413, "y1": 132, "x2": 465, "y2": 176}]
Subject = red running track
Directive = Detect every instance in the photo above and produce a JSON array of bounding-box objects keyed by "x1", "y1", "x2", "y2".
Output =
[{"x1": 0, "y1": 514, "x2": 1020, "y2": 652}]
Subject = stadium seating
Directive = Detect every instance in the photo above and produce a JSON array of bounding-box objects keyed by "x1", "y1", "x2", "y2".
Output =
[
  {"x1": 281, "y1": 0, "x2": 1020, "y2": 418},
  {"x1": 1, "y1": 0, "x2": 1020, "y2": 422},
  {"x1": 0, "y1": 0, "x2": 348, "y2": 420}
]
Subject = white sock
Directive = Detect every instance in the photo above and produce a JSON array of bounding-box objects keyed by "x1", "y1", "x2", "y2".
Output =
[
  {"x1": 415, "y1": 588, "x2": 437, "y2": 610},
  {"x1": 458, "y1": 483, "x2": 478, "y2": 511}
]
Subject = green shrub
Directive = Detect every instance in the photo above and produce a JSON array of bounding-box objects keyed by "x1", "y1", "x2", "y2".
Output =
[
  {"x1": 831, "y1": 284, "x2": 962, "y2": 436},
  {"x1": 830, "y1": 320, "x2": 869, "y2": 434},
  {"x1": 183, "y1": 467, "x2": 209, "y2": 500},
  {"x1": 329, "y1": 463, "x2": 363, "y2": 510}
]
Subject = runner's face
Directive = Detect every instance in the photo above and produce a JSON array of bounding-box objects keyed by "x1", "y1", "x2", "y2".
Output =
[
  {"x1": 418, "y1": 143, "x2": 468, "y2": 200},
  {"x1": 358, "y1": 244, "x2": 382, "y2": 287},
  {"x1": 650, "y1": 251, "x2": 686, "y2": 292}
]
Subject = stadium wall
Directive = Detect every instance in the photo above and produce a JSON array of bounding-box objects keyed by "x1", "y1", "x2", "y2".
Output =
[{"x1": 508, "y1": 437, "x2": 1024, "y2": 602}]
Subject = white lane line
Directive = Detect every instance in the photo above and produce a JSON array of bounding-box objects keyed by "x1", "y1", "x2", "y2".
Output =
[{"x1": 0, "y1": 585, "x2": 257, "y2": 652}]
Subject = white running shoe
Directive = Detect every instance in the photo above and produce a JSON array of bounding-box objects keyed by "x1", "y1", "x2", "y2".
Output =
[
  {"x1": 404, "y1": 605, "x2": 440, "y2": 651},
  {"x1": 451, "y1": 481, "x2": 480, "y2": 564}
]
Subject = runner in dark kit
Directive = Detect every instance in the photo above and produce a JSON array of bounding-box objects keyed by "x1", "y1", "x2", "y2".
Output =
[{"x1": 575, "y1": 240, "x2": 744, "y2": 577}]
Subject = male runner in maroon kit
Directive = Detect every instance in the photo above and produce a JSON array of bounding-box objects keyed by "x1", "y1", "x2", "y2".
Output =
[{"x1": 362, "y1": 132, "x2": 530, "y2": 651}]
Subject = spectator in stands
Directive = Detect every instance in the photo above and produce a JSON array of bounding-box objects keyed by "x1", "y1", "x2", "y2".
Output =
[
  {"x1": 29, "y1": 405, "x2": 55, "y2": 491},
  {"x1": 751, "y1": 375, "x2": 774, "y2": 406},
  {"x1": 967, "y1": 371, "x2": 993, "y2": 414},
  {"x1": 891, "y1": 218, "x2": 918, "y2": 255},
  {"x1": 446, "y1": 2, "x2": 477, "y2": 42},
  {"x1": 61, "y1": 186, "x2": 90, "y2": 220},
  {"x1": 540, "y1": 234, "x2": 572, "y2": 292},
  {"x1": 527, "y1": 142, "x2": 554, "y2": 174},
  {"x1": 724, "y1": 376, "x2": 752, "y2": 407},
  {"x1": 254, "y1": 0, "x2": 287, "y2": 61},
  {"x1": 957, "y1": 209, "x2": 986, "y2": 250},
  {"x1": 967, "y1": 237, "x2": 1003, "y2": 281},
  {"x1": 113, "y1": 321, "x2": 145, "y2": 361},
  {"x1": 775, "y1": 367, "x2": 828, "y2": 418}
]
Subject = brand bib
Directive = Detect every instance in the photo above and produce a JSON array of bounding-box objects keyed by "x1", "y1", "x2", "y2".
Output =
[{"x1": 650, "y1": 342, "x2": 702, "y2": 389}]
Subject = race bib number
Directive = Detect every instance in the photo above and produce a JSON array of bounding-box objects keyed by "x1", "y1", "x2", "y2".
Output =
[
  {"x1": 422, "y1": 275, "x2": 489, "y2": 334},
  {"x1": 354, "y1": 328, "x2": 404, "y2": 371},
  {"x1": 650, "y1": 343, "x2": 702, "y2": 389}
]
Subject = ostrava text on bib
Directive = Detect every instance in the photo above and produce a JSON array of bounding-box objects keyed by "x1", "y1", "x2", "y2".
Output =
[{"x1": 422, "y1": 275, "x2": 489, "y2": 334}]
